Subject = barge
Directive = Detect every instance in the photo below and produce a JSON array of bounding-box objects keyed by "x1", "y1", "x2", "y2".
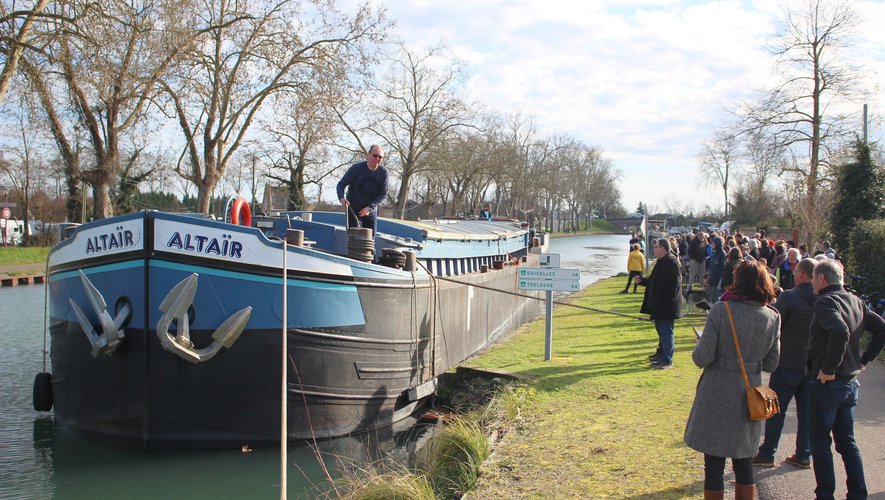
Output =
[{"x1": 39, "y1": 207, "x2": 544, "y2": 449}]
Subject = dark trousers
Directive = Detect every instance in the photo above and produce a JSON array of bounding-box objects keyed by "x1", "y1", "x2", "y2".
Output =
[
  {"x1": 346, "y1": 207, "x2": 378, "y2": 235},
  {"x1": 810, "y1": 378, "x2": 866, "y2": 500},
  {"x1": 624, "y1": 270, "x2": 642, "y2": 292},
  {"x1": 757, "y1": 367, "x2": 812, "y2": 460},
  {"x1": 653, "y1": 320, "x2": 675, "y2": 365},
  {"x1": 704, "y1": 455, "x2": 754, "y2": 490}
]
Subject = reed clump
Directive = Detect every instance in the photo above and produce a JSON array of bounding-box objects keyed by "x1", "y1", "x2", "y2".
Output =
[
  {"x1": 337, "y1": 381, "x2": 533, "y2": 500},
  {"x1": 426, "y1": 416, "x2": 489, "y2": 498},
  {"x1": 338, "y1": 466, "x2": 436, "y2": 500}
]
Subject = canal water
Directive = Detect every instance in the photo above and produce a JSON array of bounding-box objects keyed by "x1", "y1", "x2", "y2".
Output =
[{"x1": 0, "y1": 233, "x2": 627, "y2": 499}]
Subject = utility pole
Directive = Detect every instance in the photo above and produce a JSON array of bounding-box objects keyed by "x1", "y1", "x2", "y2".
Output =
[
  {"x1": 250, "y1": 155, "x2": 257, "y2": 209},
  {"x1": 863, "y1": 104, "x2": 868, "y2": 146}
]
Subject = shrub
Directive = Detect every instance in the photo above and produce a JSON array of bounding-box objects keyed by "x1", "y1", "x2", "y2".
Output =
[{"x1": 847, "y1": 219, "x2": 885, "y2": 294}]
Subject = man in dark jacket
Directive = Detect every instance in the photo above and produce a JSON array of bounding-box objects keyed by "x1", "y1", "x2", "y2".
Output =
[
  {"x1": 640, "y1": 238, "x2": 684, "y2": 369},
  {"x1": 336, "y1": 145, "x2": 389, "y2": 235},
  {"x1": 808, "y1": 259, "x2": 885, "y2": 500},
  {"x1": 753, "y1": 258, "x2": 817, "y2": 469}
]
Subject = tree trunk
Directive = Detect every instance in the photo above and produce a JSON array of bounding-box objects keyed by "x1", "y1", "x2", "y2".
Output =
[
  {"x1": 396, "y1": 171, "x2": 412, "y2": 219},
  {"x1": 288, "y1": 162, "x2": 306, "y2": 210}
]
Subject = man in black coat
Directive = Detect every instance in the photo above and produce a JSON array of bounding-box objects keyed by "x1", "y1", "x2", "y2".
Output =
[
  {"x1": 640, "y1": 238, "x2": 684, "y2": 369},
  {"x1": 807, "y1": 259, "x2": 885, "y2": 500}
]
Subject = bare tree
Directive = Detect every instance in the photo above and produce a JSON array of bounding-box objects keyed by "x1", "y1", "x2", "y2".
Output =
[
  {"x1": 737, "y1": 0, "x2": 861, "y2": 241},
  {"x1": 163, "y1": 0, "x2": 387, "y2": 214},
  {"x1": 18, "y1": 52, "x2": 82, "y2": 221},
  {"x1": 0, "y1": 0, "x2": 51, "y2": 105},
  {"x1": 0, "y1": 91, "x2": 48, "y2": 243},
  {"x1": 367, "y1": 43, "x2": 473, "y2": 218},
  {"x1": 263, "y1": 89, "x2": 340, "y2": 210},
  {"x1": 699, "y1": 130, "x2": 740, "y2": 220},
  {"x1": 29, "y1": 0, "x2": 195, "y2": 219}
]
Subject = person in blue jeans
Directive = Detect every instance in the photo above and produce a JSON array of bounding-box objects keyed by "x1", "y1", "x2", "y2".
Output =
[
  {"x1": 807, "y1": 260, "x2": 885, "y2": 500},
  {"x1": 753, "y1": 258, "x2": 818, "y2": 469},
  {"x1": 639, "y1": 238, "x2": 683, "y2": 369}
]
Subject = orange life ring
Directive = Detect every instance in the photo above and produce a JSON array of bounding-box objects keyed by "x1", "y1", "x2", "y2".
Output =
[{"x1": 230, "y1": 197, "x2": 252, "y2": 227}]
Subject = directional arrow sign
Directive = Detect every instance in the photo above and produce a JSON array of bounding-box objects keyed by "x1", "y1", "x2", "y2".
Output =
[{"x1": 518, "y1": 268, "x2": 580, "y2": 281}]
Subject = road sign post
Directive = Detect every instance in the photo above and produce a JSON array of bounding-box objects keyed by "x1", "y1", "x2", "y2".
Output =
[{"x1": 518, "y1": 259, "x2": 580, "y2": 361}]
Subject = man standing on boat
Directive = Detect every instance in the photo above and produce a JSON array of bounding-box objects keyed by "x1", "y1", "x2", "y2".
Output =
[
  {"x1": 337, "y1": 145, "x2": 389, "y2": 235},
  {"x1": 479, "y1": 202, "x2": 493, "y2": 221}
]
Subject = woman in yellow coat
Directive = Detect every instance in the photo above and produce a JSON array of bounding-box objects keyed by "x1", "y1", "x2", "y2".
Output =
[{"x1": 621, "y1": 244, "x2": 645, "y2": 294}]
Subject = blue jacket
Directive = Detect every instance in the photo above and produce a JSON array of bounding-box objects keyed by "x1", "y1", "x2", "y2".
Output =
[
  {"x1": 336, "y1": 161, "x2": 389, "y2": 211},
  {"x1": 707, "y1": 238, "x2": 726, "y2": 289}
]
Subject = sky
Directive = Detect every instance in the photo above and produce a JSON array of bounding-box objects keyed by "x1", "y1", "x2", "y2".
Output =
[{"x1": 373, "y1": 0, "x2": 885, "y2": 216}]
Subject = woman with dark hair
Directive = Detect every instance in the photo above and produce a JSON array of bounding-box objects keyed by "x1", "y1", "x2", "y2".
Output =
[
  {"x1": 720, "y1": 247, "x2": 742, "y2": 291},
  {"x1": 684, "y1": 260, "x2": 781, "y2": 499}
]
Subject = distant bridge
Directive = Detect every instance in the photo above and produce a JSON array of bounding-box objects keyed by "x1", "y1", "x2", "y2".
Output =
[{"x1": 603, "y1": 218, "x2": 641, "y2": 233}]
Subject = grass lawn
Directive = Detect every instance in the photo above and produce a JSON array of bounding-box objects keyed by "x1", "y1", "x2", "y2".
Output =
[
  {"x1": 0, "y1": 246, "x2": 50, "y2": 265},
  {"x1": 468, "y1": 276, "x2": 708, "y2": 499}
]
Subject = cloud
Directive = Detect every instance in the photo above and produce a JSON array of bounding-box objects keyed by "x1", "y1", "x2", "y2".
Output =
[{"x1": 376, "y1": 0, "x2": 884, "y2": 213}]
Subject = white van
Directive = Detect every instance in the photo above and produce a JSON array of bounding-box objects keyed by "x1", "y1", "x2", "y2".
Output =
[{"x1": 0, "y1": 219, "x2": 43, "y2": 245}]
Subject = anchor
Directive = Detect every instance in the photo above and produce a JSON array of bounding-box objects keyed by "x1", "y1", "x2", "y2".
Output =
[
  {"x1": 70, "y1": 270, "x2": 130, "y2": 357},
  {"x1": 155, "y1": 273, "x2": 252, "y2": 363}
]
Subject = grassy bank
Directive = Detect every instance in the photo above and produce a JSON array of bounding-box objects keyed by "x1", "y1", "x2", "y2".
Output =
[
  {"x1": 549, "y1": 219, "x2": 621, "y2": 238},
  {"x1": 0, "y1": 246, "x2": 50, "y2": 265},
  {"x1": 468, "y1": 276, "x2": 706, "y2": 498}
]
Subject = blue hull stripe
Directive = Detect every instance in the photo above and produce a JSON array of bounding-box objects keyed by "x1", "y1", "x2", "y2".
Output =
[{"x1": 52, "y1": 259, "x2": 145, "y2": 280}]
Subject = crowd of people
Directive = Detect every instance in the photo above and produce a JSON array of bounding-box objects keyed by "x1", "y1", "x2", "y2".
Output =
[{"x1": 627, "y1": 229, "x2": 885, "y2": 500}]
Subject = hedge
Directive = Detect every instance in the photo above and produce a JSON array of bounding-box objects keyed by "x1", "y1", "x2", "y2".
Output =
[{"x1": 848, "y1": 218, "x2": 885, "y2": 293}]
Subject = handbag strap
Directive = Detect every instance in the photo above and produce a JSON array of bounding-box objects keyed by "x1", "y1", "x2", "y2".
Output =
[{"x1": 724, "y1": 301, "x2": 752, "y2": 390}]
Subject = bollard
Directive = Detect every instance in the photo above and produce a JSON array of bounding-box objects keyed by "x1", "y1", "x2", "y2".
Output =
[
  {"x1": 403, "y1": 250, "x2": 417, "y2": 272},
  {"x1": 286, "y1": 229, "x2": 304, "y2": 247}
]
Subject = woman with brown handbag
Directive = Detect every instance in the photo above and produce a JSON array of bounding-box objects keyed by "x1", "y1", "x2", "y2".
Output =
[{"x1": 684, "y1": 261, "x2": 781, "y2": 499}]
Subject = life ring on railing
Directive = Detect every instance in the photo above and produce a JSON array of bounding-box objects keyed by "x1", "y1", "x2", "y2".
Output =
[{"x1": 230, "y1": 197, "x2": 252, "y2": 227}]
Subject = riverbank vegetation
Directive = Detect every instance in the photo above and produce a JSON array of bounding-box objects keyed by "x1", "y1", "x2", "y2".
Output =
[{"x1": 0, "y1": 247, "x2": 49, "y2": 266}]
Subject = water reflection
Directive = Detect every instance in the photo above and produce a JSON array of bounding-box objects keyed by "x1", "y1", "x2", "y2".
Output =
[
  {"x1": 33, "y1": 413, "x2": 436, "y2": 499},
  {"x1": 549, "y1": 234, "x2": 630, "y2": 290}
]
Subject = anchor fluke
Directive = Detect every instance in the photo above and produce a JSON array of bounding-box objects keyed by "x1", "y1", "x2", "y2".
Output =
[
  {"x1": 70, "y1": 270, "x2": 130, "y2": 357},
  {"x1": 156, "y1": 273, "x2": 251, "y2": 363}
]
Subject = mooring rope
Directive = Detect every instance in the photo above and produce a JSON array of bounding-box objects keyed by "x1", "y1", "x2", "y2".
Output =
[{"x1": 431, "y1": 272, "x2": 653, "y2": 322}]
